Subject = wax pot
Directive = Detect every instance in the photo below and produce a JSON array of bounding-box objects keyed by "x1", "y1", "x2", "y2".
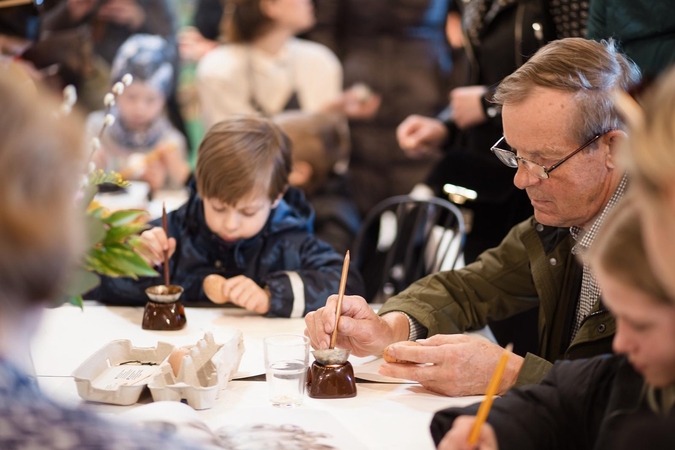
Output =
[
  {"x1": 307, "y1": 349, "x2": 357, "y2": 398},
  {"x1": 142, "y1": 285, "x2": 187, "y2": 330}
]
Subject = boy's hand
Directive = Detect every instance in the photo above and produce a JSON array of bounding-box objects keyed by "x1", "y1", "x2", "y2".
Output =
[
  {"x1": 222, "y1": 276, "x2": 270, "y2": 314},
  {"x1": 138, "y1": 227, "x2": 176, "y2": 266}
]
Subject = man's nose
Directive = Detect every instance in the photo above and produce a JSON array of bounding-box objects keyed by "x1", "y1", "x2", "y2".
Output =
[{"x1": 513, "y1": 164, "x2": 540, "y2": 190}]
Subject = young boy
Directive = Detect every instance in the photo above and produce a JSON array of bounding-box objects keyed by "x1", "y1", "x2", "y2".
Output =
[
  {"x1": 87, "y1": 34, "x2": 191, "y2": 191},
  {"x1": 90, "y1": 116, "x2": 365, "y2": 317},
  {"x1": 274, "y1": 110, "x2": 361, "y2": 255}
]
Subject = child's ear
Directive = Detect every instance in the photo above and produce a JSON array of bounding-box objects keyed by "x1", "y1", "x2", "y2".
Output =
[
  {"x1": 288, "y1": 161, "x2": 313, "y2": 188},
  {"x1": 271, "y1": 189, "x2": 286, "y2": 209}
]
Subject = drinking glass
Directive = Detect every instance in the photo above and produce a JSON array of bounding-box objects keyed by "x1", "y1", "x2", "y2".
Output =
[{"x1": 263, "y1": 334, "x2": 310, "y2": 407}]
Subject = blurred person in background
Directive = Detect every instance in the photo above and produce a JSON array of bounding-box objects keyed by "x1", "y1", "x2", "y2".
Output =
[
  {"x1": 306, "y1": 0, "x2": 452, "y2": 216},
  {"x1": 87, "y1": 34, "x2": 190, "y2": 191},
  {"x1": 0, "y1": 65, "x2": 195, "y2": 450},
  {"x1": 196, "y1": 0, "x2": 379, "y2": 129},
  {"x1": 40, "y1": 0, "x2": 186, "y2": 140}
]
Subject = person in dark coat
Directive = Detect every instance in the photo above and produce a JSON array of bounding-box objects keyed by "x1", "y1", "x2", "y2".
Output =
[
  {"x1": 89, "y1": 116, "x2": 365, "y2": 317},
  {"x1": 305, "y1": 0, "x2": 452, "y2": 217},
  {"x1": 430, "y1": 202, "x2": 675, "y2": 450}
]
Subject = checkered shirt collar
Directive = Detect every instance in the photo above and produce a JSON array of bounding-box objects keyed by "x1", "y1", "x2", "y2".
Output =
[{"x1": 570, "y1": 175, "x2": 628, "y2": 254}]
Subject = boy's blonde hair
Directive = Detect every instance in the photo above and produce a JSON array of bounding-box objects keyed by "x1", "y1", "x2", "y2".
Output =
[
  {"x1": 0, "y1": 70, "x2": 85, "y2": 312},
  {"x1": 495, "y1": 38, "x2": 641, "y2": 145},
  {"x1": 195, "y1": 116, "x2": 291, "y2": 204},
  {"x1": 589, "y1": 199, "x2": 670, "y2": 305},
  {"x1": 622, "y1": 66, "x2": 675, "y2": 196}
]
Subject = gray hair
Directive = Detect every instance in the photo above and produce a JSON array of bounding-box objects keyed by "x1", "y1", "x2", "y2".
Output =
[{"x1": 495, "y1": 38, "x2": 641, "y2": 144}]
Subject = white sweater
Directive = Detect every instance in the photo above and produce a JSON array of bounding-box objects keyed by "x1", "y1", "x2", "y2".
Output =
[{"x1": 197, "y1": 38, "x2": 343, "y2": 129}]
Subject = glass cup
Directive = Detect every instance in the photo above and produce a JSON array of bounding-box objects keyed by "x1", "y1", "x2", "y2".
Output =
[{"x1": 263, "y1": 334, "x2": 310, "y2": 407}]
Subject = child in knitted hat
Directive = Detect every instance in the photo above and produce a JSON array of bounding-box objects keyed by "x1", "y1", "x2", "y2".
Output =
[{"x1": 87, "y1": 34, "x2": 190, "y2": 190}]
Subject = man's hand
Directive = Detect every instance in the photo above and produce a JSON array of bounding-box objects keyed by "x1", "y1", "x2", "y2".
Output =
[
  {"x1": 396, "y1": 115, "x2": 448, "y2": 158},
  {"x1": 438, "y1": 416, "x2": 499, "y2": 450},
  {"x1": 449, "y1": 86, "x2": 488, "y2": 129},
  {"x1": 138, "y1": 226, "x2": 176, "y2": 266},
  {"x1": 304, "y1": 295, "x2": 409, "y2": 356},
  {"x1": 378, "y1": 334, "x2": 523, "y2": 396},
  {"x1": 222, "y1": 275, "x2": 270, "y2": 314}
]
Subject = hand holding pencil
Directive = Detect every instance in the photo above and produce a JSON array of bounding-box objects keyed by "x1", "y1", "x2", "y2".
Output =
[{"x1": 436, "y1": 343, "x2": 513, "y2": 450}]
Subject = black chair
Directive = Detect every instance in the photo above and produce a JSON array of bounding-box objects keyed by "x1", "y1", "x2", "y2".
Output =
[{"x1": 352, "y1": 195, "x2": 466, "y2": 303}]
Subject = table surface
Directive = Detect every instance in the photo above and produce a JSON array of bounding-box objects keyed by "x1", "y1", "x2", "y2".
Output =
[{"x1": 32, "y1": 303, "x2": 484, "y2": 450}]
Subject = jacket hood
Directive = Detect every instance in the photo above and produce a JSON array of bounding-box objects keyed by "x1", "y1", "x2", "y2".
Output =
[{"x1": 268, "y1": 186, "x2": 315, "y2": 235}]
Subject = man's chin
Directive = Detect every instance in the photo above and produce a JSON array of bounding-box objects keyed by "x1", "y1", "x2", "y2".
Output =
[{"x1": 533, "y1": 209, "x2": 557, "y2": 226}]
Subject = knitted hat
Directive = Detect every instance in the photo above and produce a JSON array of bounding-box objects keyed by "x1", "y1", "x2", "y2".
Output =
[{"x1": 110, "y1": 34, "x2": 174, "y2": 97}]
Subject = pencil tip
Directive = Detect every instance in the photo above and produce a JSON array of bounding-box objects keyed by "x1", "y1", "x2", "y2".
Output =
[{"x1": 505, "y1": 343, "x2": 514, "y2": 353}]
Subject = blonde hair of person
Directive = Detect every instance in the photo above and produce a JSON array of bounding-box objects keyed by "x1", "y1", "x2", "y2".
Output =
[
  {"x1": 494, "y1": 38, "x2": 641, "y2": 145},
  {"x1": 0, "y1": 69, "x2": 85, "y2": 314},
  {"x1": 619, "y1": 66, "x2": 675, "y2": 196},
  {"x1": 588, "y1": 199, "x2": 670, "y2": 305}
]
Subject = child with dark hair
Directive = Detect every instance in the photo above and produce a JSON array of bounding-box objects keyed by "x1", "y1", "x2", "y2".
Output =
[
  {"x1": 90, "y1": 116, "x2": 364, "y2": 317},
  {"x1": 87, "y1": 34, "x2": 191, "y2": 190}
]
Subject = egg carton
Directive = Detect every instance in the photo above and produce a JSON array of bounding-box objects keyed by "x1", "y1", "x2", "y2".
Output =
[
  {"x1": 71, "y1": 331, "x2": 244, "y2": 408},
  {"x1": 148, "y1": 331, "x2": 245, "y2": 410},
  {"x1": 72, "y1": 340, "x2": 174, "y2": 406}
]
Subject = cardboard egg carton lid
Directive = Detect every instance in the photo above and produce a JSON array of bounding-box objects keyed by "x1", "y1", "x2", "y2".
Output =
[
  {"x1": 71, "y1": 331, "x2": 244, "y2": 409},
  {"x1": 72, "y1": 340, "x2": 174, "y2": 406},
  {"x1": 148, "y1": 330, "x2": 244, "y2": 410}
]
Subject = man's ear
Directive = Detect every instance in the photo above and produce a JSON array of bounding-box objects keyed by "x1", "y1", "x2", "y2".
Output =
[{"x1": 604, "y1": 130, "x2": 628, "y2": 170}]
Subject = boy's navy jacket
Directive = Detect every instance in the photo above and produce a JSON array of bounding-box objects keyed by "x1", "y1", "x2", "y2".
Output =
[{"x1": 88, "y1": 187, "x2": 365, "y2": 317}]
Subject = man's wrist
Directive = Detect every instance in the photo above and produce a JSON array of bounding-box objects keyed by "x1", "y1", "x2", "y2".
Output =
[
  {"x1": 499, "y1": 352, "x2": 524, "y2": 395},
  {"x1": 380, "y1": 312, "x2": 411, "y2": 344}
]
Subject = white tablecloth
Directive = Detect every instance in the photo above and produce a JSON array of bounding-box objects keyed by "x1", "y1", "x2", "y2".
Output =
[{"x1": 32, "y1": 303, "x2": 484, "y2": 450}]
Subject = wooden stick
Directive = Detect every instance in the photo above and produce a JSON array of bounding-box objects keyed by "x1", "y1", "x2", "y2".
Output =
[
  {"x1": 329, "y1": 250, "x2": 350, "y2": 349},
  {"x1": 162, "y1": 202, "x2": 170, "y2": 287},
  {"x1": 467, "y1": 343, "x2": 514, "y2": 446}
]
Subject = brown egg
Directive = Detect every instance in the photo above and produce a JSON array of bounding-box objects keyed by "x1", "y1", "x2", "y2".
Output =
[
  {"x1": 167, "y1": 347, "x2": 190, "y2": 376},
  {"x1": 203, "y1": 274, "x2": 228, "y2": 304},
  {"x1": 382, "y1": 341, "x2": 421, "y2": 364}
]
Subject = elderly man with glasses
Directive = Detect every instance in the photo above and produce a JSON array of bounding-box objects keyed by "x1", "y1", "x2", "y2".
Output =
[{"x1": 304, "y1": 38, "x2": 640, "y2": 396}]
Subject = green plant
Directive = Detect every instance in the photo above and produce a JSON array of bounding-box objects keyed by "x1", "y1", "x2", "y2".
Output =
[{"x1": 65, "y1": 170, "x2": 158, "y2": 308}]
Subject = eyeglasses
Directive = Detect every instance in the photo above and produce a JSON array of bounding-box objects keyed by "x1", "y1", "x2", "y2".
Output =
[{"x1": 490, "y1": 133, "x2": 604, "y2": 179}]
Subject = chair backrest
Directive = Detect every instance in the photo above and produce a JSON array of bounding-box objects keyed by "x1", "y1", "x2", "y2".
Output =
[{"x1": 352, "y1": 195, "x2": 466, "y2": 303}]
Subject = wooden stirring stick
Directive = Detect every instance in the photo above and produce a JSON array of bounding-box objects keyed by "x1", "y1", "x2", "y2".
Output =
[
  {"x1": 467, "y1": 343, "x2": 514, "y2": 445},
  {"x1": 162, "y1": 202, "x2": 170, "y2": 287},
  {"x1": 329, "y1": 250, "x2": 350, "y2": 349}
]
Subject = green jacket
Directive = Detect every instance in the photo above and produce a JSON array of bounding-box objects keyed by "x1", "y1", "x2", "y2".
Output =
[{"x1": 378, "y1": 216, "x2": 615, "y2": 386}]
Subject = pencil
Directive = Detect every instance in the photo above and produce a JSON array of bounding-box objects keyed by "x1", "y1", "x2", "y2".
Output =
[
  {"x1": 467, "y1": 343, "x2": 514, "y2": 446},
  {"x1": 329, "y1": 250, "x2": 350, "y2": 349}
]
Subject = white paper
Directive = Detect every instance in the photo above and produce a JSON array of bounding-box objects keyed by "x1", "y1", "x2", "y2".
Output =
[{"x1": 207, "y1": 408, "x2": 367, "y2": 450}]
